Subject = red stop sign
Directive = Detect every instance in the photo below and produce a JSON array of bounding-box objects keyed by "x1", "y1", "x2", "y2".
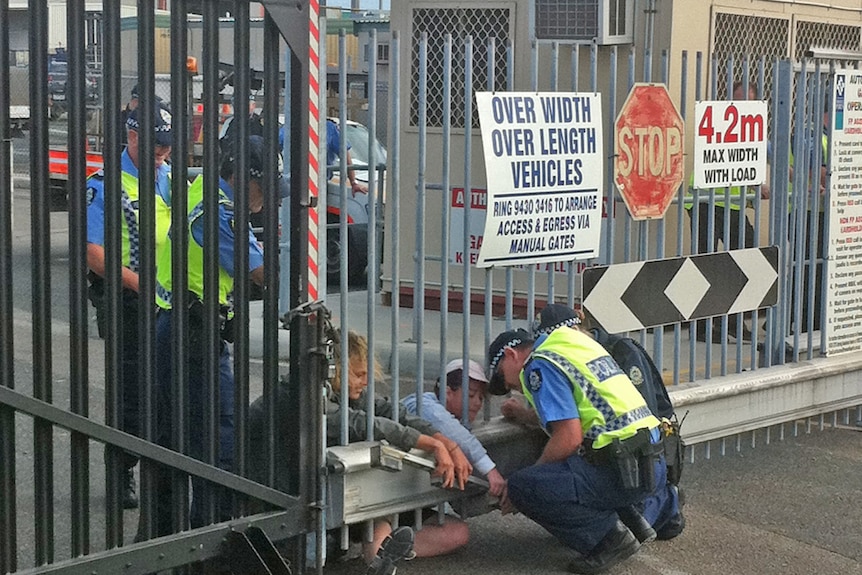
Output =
[{"x1": 614, "y1": 83, "x2": 685, "y2": 220}]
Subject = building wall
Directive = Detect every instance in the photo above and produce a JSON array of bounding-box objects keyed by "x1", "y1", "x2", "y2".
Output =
[{"x1": 389, "y1": 0, "x2": 862, "y2": 299}]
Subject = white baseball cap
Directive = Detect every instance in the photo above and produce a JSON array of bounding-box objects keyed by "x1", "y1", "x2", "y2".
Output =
[{"x1": 445, "y1": 358, "x2": 489, "y2": 384}]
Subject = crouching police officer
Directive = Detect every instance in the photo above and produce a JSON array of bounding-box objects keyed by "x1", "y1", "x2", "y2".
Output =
[
  {"x1": 150, "y1": 135, "x2": 286, "y2": 535},
  {"x1": 488, "y1": 326, "x2": 667, "y2": 574},
  {"x1": 86, "y1": 99, "x2": 173, "y2": 509}
]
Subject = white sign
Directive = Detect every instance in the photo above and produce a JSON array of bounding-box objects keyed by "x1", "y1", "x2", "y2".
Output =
[
  {"x1": 475, "y1": 92, "x2": 604, "y2": 268},
  {"x1": 826, "y1": 70, "x2": 862, "y2": 356},
  {"x1": 693, "y1": 100, "x2": 768, "y2": 189}
]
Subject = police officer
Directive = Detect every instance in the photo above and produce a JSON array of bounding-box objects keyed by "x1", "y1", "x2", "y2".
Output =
[
  {"x1": 487, "y1": 326, "x2": 668, "y2": 574},
  {"x1": 152, "y1": 134, "x2": 284, "y2": 535},
  {"x1": 86, "y1": 99, "x2": 173, "y2": 509}
]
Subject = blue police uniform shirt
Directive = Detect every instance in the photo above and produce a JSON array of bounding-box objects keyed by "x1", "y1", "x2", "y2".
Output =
[
  {"x1": 523, "y1": 334, "x2": 581, "y2": 431},
  {"x1": 86, "y1": 149, "x2": 172, "y2": 246},
  {"x1": 326, "y1": 120, "x2": 350, "y2": 170},
  {"x1": 189, "y1": 177, "x2": 264, "y2": 277}
]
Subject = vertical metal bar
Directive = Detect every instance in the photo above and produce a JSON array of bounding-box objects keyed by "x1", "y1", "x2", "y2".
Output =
[
  {"x1": 165, "y1": 0, "x2": 190, "y2": 541},
  {"x1": 547, "y1": 42, "x2": 559, "y2": 303},
  {"x1": 67, "y1": 0, "x2": 90, "y2": 556},
  {"x1": 484, "y1": 36, "x2": 496, "y2": 404},
  {"x1": 688, "y1": 51, "x2": 702, "y2": 382},
  {"x1": 770, "y1": 59, "x2": 793, "y2": 367},
  {"x1": 819, "y1": 64, "x2": 834, "y2": 357},
  {"x1": 414, "y1": 33, "x2": 428, "y2": 416},
  {"x1": 505, "y1": 40, "x2": 514, "y2": 329},
  {"x1": 389, "y1": 31, "x2": 402, "y2": 411},
  {"x1": 232, "y1": 0, "x2": 250, "y2": 519},
  {"x1": 673, "y1": 49, "x2": 689, "y2": 387},
  {"x1": 527, "y1": 40, "x2": 538, "y2": 322},
  {"x1": 101, "y1": 0, "x2": 124, "y2": 548},
  {"x1": 623, "y1": 47, "x2": 635, "y2": 263},
  {"x1": 604, "y1": 46, "x2": 617, "y2": 266},
  {"x1": 0, "y1": 0, "x2": 18, "y2": 569},
  {"x1": 29, "y1": 0, "x2": 55, "y2": 563},
  {"x1": 338, "y1": 31, "x2": 350, "y2": 446},
  {"x1": 438, "y1": 34, "x2": 453, "y2": 401},
  {"x1": 201, "y1": 0, "x2": 221, "y2": 523},
  {"x1": 462, "y1": 35, "x2": 474, "y2": 418},
  {"x1": 567, "y1": 43, "x2": 580, "y2": 305},
  {"x1": 367, "y1": 29, "x2": 379, "y2": 410},
  {"x1": 263, "y1": 10, "x2": 281, "y2": 490}
]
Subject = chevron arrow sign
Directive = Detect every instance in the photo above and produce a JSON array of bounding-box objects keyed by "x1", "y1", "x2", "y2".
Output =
[{"x1": 582, "y1": 247, "x2": 779, "y2": 333}]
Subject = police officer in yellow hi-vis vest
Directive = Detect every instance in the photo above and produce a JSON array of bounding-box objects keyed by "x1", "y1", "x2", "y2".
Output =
[
  {"x1": 487, "y1": 326, "x2": 669, "y2": 574},
  {"x1": 151, "y1": 135, "x2": 286, "y2": 536},
  {"x1": 86, "y1": 99, "x2": 173, "y2": 510}
]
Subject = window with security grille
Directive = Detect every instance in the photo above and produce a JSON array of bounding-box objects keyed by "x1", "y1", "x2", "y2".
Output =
[
  {"x1": 794, "y1": 20, "x2": 861, "y2": 62},
  {"x1": 410, "y1": 8, "x2": 510, "y2": 129},
  {"x1": 712, "y1": 12, "x2": 789, "y2": 100}
]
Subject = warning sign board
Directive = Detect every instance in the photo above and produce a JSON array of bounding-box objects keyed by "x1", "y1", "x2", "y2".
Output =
[
  {"x1": 613, "y1": 84, "x2": 685, "y2": 220},
  {"x1": 693, "y1": 100, "x2": 768, "y2": 189},
  {"x1": 474, "y1": 92, "x2": 604, "y2": 268}
]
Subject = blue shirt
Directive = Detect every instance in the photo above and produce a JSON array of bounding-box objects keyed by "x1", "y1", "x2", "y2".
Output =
[
  {"x1": 326, "y1": 120, "x2": 350, "y2": 173},
  {"x1": 400, "y1": 392, "x2": 497, "y2": 476},
  {"x1": 86, "y1": 149, "x2": 172, "y2": 246},
  {"x1": 189, "y1": 177, "x2": 264, "y2": 277}
]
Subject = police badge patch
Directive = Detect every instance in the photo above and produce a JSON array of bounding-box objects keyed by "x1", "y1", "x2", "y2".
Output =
[
  {"x1": 86, "y1": 187, "x2": 97, "y2": 206},
  {"x1": 628, "y1": 366, "x2": 644, "y2": 387},
  {"x1": 528, "y1": 369, "x2": 542, "y2": 392}
]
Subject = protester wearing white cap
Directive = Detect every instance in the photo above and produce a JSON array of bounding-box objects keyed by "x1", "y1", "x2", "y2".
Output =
[{"x1": 401, "y1": 359, "x2": 507, "y2": 498}]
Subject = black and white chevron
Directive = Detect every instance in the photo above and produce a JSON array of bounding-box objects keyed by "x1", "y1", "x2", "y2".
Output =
[{"x1": 582, "y1": 247, "x2": 779, "y2": 334}]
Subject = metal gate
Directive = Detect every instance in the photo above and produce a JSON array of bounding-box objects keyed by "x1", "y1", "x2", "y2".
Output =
[{"x1": 1, "y1": 1, "x2": 326, "y2": 573}]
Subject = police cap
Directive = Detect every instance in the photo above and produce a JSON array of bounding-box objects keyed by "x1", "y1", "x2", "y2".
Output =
[
  {"x1": 486, "y1": 328, "x2": 533, "y2": 395},
  {"x1": 531, "y1": 303, "x2": 581, "y2": 338},
  {"x1": 126, "y1": 100, "x2": 173, "y2": 147},
  {"x1": 221, "y1": 135, "x2": 289, "y2": 199}
]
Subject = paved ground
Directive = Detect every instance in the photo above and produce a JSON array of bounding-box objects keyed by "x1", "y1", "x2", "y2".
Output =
[{"x1": 321, "y1": 425, "x2": 862, "y2": 575}]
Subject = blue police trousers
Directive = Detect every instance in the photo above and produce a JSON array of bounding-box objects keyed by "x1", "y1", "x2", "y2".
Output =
[{"x1": 507, "y1": 452, "x2": 667, "y2": 555}]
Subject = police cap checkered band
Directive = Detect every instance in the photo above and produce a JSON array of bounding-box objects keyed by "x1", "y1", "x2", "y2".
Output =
[
  {"x1": 487, "y1": 329, "x2": 532, "y2": 375},
  {"x1": 531, "y1": 303, "x2": 580, "y2": 338},
  {"x1": 223, "y1": 135, "x2": 288, "y2": 198},
  {"x1": 126, "y1": 100, "x2": 173, "y2": 146}
]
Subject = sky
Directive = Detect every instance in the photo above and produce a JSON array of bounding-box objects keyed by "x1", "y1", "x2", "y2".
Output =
[{"x1": 324, "y1": 0, "x2": 390, "y2": 10}]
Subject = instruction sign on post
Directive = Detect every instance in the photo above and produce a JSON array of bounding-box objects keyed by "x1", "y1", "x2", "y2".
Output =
[
  {"x1": 693, "y1": 100, "x2": 768, "y2": 189},
  {"x1": 826, "y1": 70, "x2": 862, "y2": 356},
  {"x1": 474, "y1": 92, "x2": 604, "y2": 268}
]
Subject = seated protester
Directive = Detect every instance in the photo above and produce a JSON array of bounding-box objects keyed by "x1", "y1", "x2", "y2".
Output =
[
  {"x1": 247, "y1": 330, "x2": 472, "y2": 565},
  {"x1": 401, "y1": 359, "x2": 507, "y2": 499}
]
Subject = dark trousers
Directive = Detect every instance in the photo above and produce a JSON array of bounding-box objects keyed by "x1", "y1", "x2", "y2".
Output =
[
  {"x1": 90, "y1": 283, "x2": 141, "y2": 472},
  {"x1": 506, "y1": 452, "x2": 668, "y2": 555},
  {"x1": 791, "y1": 211, "x2": 826, "y2": 333},
  {"x1": 152, "y1": 309, "x2": 236, "y2": 536},
  {"x1": 689, "y1": 203, "x2": 755, "y2": 254}
]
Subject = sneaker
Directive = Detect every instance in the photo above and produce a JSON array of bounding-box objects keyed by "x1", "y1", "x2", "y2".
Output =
[
  {"x1": 366, "y1": 526, "x2": 415, "y2": 575},
  {"x1": 567, "y1": 521, "x2": 640, "y2": 574},
  {"x1": 123, "y1": 469, "x2": 139, "y2": 510}
]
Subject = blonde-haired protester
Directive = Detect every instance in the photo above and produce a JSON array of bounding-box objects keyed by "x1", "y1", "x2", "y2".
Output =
[{"x1": 247, "y1": 330, "x2": 472, "y2": 570}]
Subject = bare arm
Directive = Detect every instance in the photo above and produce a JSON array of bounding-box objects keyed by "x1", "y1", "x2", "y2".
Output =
[
  {"x1": 414, "y1": 433, "x2": 456, "y2": 489},
  {"x1": 431, "y1": 432, "x2": 472, "y2": 490},
  {"x1": 250, "y1": 264, "x2": 264, "y2": 287},
  {"x1": 537, "y1": 418, "x2": 583, "y2": 465},
  {"x1": 344, "y1": 150, "x2": 367, "y2": 194},
  {"x1": 86, "y1": 242, "x2": 140, "y2": 293}
]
